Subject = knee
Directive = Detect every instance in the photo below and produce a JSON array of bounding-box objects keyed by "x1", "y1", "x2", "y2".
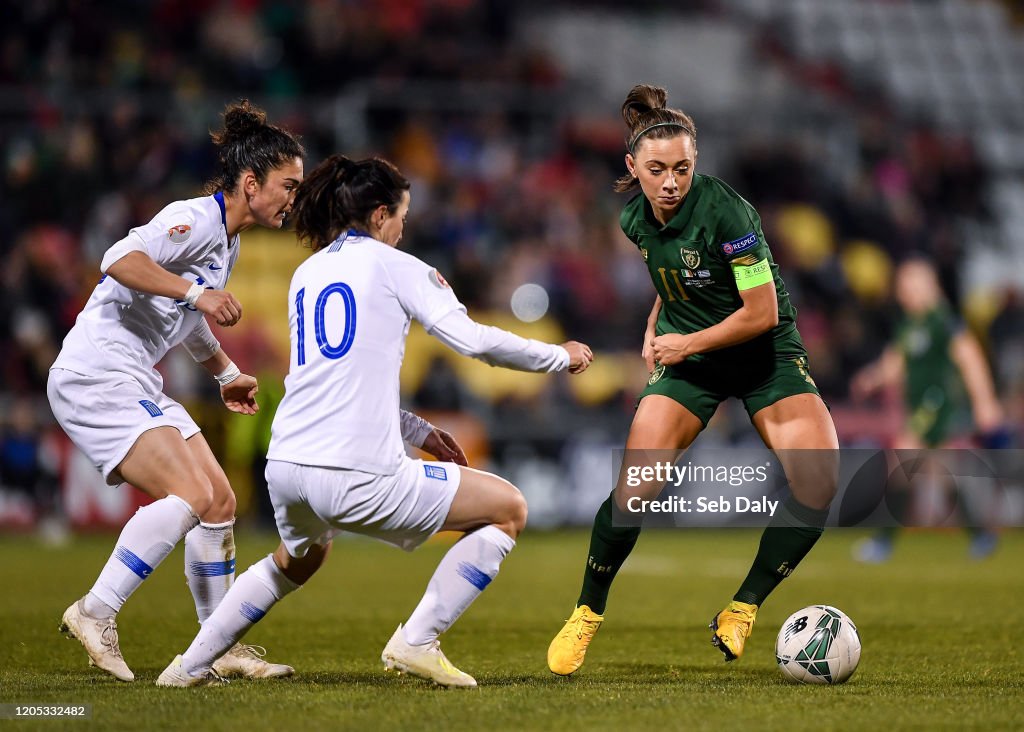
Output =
[
  {"x1": 206, "y1": 474, "x2": 236, "y2": 520},
  {"x1": 275, "y1": 541, "x2": 329, "y2": 586},
  {"x1": 185, "y1": 469, "x2": 235, "y2": 522},
  {"x1": 177, "y1": 472, "x2": 216, "y2": 519},
  {"x1": 497, "y1": 487, "x2": 528, "y2": 539}
]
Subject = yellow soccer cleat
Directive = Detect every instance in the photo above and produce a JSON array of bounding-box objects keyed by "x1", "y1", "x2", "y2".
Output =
[
  {"x1": 710, "y1": 600, "x2": 758, "y2": 661},
  {"x1": 547, "y1": 605, "x2": 604, "y2": 676}
]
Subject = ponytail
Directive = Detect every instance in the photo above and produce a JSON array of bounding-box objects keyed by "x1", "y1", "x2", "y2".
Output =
[{"x1": 292, "y1": 155, "x2": 410, "y2": 251}]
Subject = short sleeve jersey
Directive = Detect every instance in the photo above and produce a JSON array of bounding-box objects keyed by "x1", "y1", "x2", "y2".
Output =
[
  {"x1": 620, "y1": 174, "x2": 803, "y2": 363},
  {"x1": 52, "y1": 195, "x2": 239, "y2": 393},
  {"x1": 896, "y1": 306, "x2": 964, "y2": 411},
  {"x1": 267, "y1": 232, "x2": 465, "y2": 476}
]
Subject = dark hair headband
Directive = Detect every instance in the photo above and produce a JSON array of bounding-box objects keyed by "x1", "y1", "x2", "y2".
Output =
[{"x1": 629, "y1": 121, "x2": 690, "y2": 153}]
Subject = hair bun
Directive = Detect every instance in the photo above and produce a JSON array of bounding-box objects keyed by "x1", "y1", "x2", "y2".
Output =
[
  {"x1": 222, "y1": 100, "x2": 267, "y2": 141},
  {"x1": 622, "y1": 84, "x2": 669, "y2": 126}
]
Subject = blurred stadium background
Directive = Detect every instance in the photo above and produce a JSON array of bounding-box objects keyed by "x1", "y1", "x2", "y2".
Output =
[{"x1": 2, "y1": 0, "x2": 1024, "y2": 536}]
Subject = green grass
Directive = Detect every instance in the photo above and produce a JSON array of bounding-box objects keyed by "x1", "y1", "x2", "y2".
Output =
[{"x1": 1, "y1": 529, "x2": 1021, "y2": 731}]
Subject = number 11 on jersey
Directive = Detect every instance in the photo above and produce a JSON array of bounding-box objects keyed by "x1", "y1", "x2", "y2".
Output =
[{"x1": 295, "y1": 283, "x2": 358, "y2": 366}]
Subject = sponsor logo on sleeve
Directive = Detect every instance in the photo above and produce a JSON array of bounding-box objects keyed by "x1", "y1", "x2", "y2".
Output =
[
  {"x1": 721, "y1": 231, "x2": 758, "y2": 256},
  {"x1": 168, "y1": 224, "x2": 192, "y2": 244}
]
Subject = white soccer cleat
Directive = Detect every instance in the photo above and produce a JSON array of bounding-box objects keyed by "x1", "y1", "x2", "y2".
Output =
[
  {"x1": 211, "y1": 643, "x2": 294, "y2": 679},
  {"x1": 156, "y1": 655, "x2": 228, "y2": 687},
  {"x1": 381, "y1": 624, "x2": 477, "y2": 688},
  {"x1": 59, "y1": 598, "x2": 134, "y2": 682}
]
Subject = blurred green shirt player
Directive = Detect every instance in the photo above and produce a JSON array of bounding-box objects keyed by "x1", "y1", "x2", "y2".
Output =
[
  {"x1": 897, "y1": 304, "x2": 967, "y2": 447},
  {"x1": 852, "y1": 257, "x2": 1005, "y2": 562}
]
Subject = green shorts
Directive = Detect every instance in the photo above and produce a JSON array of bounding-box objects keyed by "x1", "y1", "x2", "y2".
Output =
[
  {"x1": 640, "y1": 347, "x2": 821, "y2": 426},
  {"x1": 907, "y1": 387, "x2": 968, "y2": 447}
]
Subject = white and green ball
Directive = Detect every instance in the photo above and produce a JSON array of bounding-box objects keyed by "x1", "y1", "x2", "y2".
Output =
[{"x1": 775, "y1": 605, "x2": 861, "y2": 684}]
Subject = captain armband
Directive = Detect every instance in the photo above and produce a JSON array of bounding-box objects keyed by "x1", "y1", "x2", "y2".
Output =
[{"x1": 732, "y1": 258, "x2": 773, "y2": 291}]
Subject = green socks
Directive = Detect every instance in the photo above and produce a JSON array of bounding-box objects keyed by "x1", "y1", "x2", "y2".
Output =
[
  {"x1": 733, "y1": 497, "x2": 829, "y2": 606},
  {"x1": 577, "y1": 495, "x2": 641, "y2": 615},
  {"x1": 577, "y1": 494, "x2": 828, "y2": 612}
]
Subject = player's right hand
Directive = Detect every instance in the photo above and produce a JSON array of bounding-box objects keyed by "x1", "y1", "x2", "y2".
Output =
[
  {"x1": 562, "y1": 341, "x2": 593, "y2": 374},
  {"x1": 197, "y1": 290, "x2": 243, "y2": 326},
  {"x1": 642, "y1": 329, "x2": 657, "y2": 373}
]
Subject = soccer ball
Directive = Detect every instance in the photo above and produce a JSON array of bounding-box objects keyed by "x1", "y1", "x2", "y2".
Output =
[{"x1": 775, "y1": 605, "x2": 861, "y2": 684}]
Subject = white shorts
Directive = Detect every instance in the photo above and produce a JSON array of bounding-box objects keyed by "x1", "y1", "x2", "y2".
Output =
[
  {"x1": 265, "y1": 457, "x2": 462, "y2": 556},
  {"x1": 47, "y1": 368, "x2": 200, "y2": 485}
]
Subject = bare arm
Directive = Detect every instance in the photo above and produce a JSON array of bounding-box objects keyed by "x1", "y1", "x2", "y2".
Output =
[
  {"x1": 642, "y1": 295, "x2": 662, "y2": 372},
  {"x1": 106, "y1": 250, "x2": 195, "y2": 300},
  {"x1": 194, "y1": 347, "x2": 259, "y2": 416},
  {"x1": 850, "y1": 346, "x2": 904, "y2": 400},
  {"x1": 951, "y1": 331, "x2": 1003, "y2": 431},
  {"x1": 650, "y1": 281, "x2": 779, "y2": 366},
  {"x1": 105, "y1": 251, "x2": 242, "y2": 327}
]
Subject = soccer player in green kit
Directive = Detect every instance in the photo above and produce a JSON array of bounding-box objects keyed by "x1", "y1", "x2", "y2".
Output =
[
  {"x1": 547, "y1": 84, "x2": 839, "y2": 674},
  {"x1": 851, "y1": 257, "x2": 1004, "y2": 562}
]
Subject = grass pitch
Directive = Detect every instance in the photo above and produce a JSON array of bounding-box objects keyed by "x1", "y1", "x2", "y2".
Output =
[{"x1": 1, "y1": 528, "x2": 1021, "y2": 731}]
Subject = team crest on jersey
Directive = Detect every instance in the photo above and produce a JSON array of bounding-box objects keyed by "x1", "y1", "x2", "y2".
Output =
[
  {"x1": 430, "y1": 269, "x2": 451, "y2": 289},
  {"x1": 168, "y1": 224, "x2": 192, "y2": 244},
  {"x1": 640, "y1": 247, "x2": 648, "y2": 261},
  {"x1": 648, "y1": 363, "x2": 666, "y2": 385},
  {"x1": 681, "y1": 248, "x2": 700, "y2": 269}
]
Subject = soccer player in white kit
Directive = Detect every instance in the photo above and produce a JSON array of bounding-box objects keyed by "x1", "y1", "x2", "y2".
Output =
[
  {"x1": 49, "y1": 101, "x2": 303, "y2": 682},
  {"x1": 156, "y1": 154, "x2": 594, "y2": 687}
]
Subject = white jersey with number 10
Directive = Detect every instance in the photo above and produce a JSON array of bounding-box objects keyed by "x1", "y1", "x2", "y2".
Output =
[{"x1": 268, "y1": 231, "x2": 569, "y2": 476}]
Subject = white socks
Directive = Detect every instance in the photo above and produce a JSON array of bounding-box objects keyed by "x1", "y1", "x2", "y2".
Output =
[
  {"x1": 85, "y1": 495, "x2": 198, "y2": 617},
  {"x1": 402, "y1": 525, "x2": 515, "y2": 646},
  {"x1": 181, "y1": 555, "x2": 298, "y2": 676},
  {"x1": 184, "y1": 519, "x2": 236, "y2": 624}
]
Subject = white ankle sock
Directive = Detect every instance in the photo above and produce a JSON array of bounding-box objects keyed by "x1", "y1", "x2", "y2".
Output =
[
  {"x1": 402, "y1": 525, "x2": 515, "y2": 646},
  {"x1": 181, "y1": 555, "x2": 298, "y2": 676},
  {"x1": 184, "y1": 519, "x2": 236, "y2": 623},
  {"x1": 87, "y1": 495, "x2": 198, "y2": 614}
]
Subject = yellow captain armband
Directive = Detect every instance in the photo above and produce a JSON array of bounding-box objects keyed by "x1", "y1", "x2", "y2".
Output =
[{"x1": 732, "y1": 258, "x2": 773, "y2": 290}]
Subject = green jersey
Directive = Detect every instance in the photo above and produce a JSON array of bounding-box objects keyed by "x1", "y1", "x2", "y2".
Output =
[
  {"x1": 897, "y1": 306, "x2": 964, "y2": 415},
  {"x1": 620, "y1": 173, "x2": 803, "y2": 364}
]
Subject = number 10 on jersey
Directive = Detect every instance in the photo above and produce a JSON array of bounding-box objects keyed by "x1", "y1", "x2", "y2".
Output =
[{"x1": 295, "y1": 283, "x2": 357, "y2": 366}]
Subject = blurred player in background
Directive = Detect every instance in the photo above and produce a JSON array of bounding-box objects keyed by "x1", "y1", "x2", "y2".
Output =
[
  {"x1": 156, "y1": 154, "x2": 593, "y2": 688},
  {"x1": 548, "y1": 84, "x2": 839, "y2": 675},
  {"x1": 851, "y1": 256, "x2": 1005, "y2": 562},
  {"x1": 49, "y1": 101, "x2": 303, "y2": 682}
]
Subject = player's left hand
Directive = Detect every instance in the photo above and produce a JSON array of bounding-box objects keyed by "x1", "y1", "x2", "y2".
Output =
[
  {"x1": 221, "y1": 373, "x2": 259, "y2": 415},
  {"x1": 650, "y1": 334, "x2": 693, "y2": 366},
  {"x1": 422, "y1": 428, "x2": 468, "y2": 466}
]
